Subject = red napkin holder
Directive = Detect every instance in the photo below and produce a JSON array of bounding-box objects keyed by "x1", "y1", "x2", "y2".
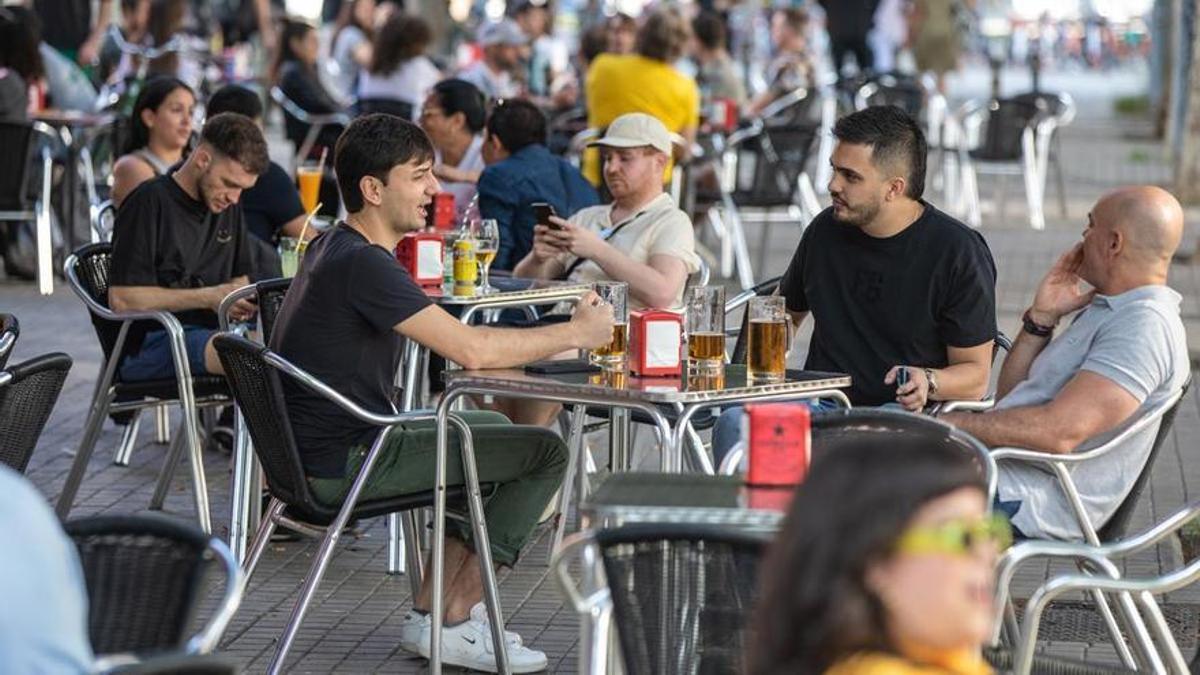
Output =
[
  {"x1": 394, "y1": 232, "x2": 444, "y2": 286},
  {"x1": 628, "y1": 309, "x2": 683, "y2": 377},
  {"x1": 710, "y1": 98, "x2": 739, "y2": 132},
  {"x1": 745, "y1": 403, "x2": 810, "y2": 486},
  {"x1": 426, "y1": 192, "x2": 457, "y2": 230}
]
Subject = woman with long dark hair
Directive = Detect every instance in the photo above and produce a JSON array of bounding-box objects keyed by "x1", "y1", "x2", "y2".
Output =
[
  {"x1": 748, "y1": 438, "x2": 1008, "y2": 675},
  {"x1": 357, "y1": 13, "x2": 440, "y2": 119},
  {"x1": 274, "y1": 18, "x2": 345, "y2": 159},
  {"x1": 111, "y1": 76, "x2": 195, "y2": 207},
  {"x1": 330, "y1": 0, "x2": 381, "y2": 100},
  {"x1": 0, "y1": 7, "x2": 46, "y2": 120}
]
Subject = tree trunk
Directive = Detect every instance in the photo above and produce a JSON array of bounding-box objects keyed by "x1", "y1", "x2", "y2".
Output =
[{"x1": 1173, "y1": 0, "x2": 1200, "y2": 202}]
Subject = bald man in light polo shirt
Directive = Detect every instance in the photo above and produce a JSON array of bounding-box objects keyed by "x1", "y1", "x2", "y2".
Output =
[
  {"x1": 942, "y1": 186, "x2": 1189, "y2": 540},
  {"x1": 509, "y1": 112, "x2": 701, "y2": 425}
]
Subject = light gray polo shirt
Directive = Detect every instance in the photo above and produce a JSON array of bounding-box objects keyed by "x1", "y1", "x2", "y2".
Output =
[{"x1": 996, "y1": 285, "x2": 1188, "y2": 540}]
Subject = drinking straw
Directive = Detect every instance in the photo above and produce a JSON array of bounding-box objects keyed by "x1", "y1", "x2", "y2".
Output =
[{"x1": 298, "y1": 201, "x2": 322, "y2": 243}]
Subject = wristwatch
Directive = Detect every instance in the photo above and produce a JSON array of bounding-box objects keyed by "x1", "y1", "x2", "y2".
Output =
[
  {"x1": 1021, "y1": 309, "x2": 1055, "y2": 338},
  {"x1": 923, "y1": 368, "x2": 939, "y2": 397}
]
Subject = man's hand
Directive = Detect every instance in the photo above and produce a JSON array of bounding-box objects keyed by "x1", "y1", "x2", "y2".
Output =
[
  {"x1": 569, "y1": 291, "x2": 615, "y2": 349},
  {"x1": 530, "y1": 222, "x2": 570, "y2": 262},
  {"x1": 212, "y1": 276, "x2": 256, "y2": 321},
  {"x1": 541, "y1": 219, "x2": 607, "y2": 260},
  {"x1": 884, "y1": 366, "x2": 929, "y2": 412},
  {"x1": 1030, "y1": 243, "x2": 1096, "y2": 326}
]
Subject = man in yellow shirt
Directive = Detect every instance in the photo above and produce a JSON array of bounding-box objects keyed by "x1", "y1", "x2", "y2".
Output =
[{"x1": 583, "y1": 7, "x2": 699, "y2": 185}]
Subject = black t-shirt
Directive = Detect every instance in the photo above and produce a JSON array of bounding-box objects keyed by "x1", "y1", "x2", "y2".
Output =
[
  {"x1": 243, "y1": 161, "x2": 305, "y2": 244},
  {"x1": 270, "y1": 223, "x2": 433, "y2": 478},
  {"x1": 780, "y1": 204, "x2": 997, "y2": 406},
  {"x1": 109, "y1": 172, "x2": 254, "y2": 354}
]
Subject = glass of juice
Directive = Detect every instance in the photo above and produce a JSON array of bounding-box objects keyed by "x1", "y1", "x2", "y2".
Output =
[{"x1": 296, "y1": 162, "x2": 322, "y2": 215}]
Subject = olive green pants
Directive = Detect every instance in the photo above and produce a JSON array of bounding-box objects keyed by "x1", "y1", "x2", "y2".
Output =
[{"x1": 309, "y1": 411, "x2": 566, "y2": 567}]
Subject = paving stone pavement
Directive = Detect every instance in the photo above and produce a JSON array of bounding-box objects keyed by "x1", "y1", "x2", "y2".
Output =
[{"x1": 6, "y1": 72, "x2": 1200, "y2": 672}]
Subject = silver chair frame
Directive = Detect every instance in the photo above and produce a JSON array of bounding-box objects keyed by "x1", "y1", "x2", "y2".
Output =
[
  {"x1": 269, "y1": 86, "x2": 351, "y2": 176},
  {"x1": 232, "y1": 346, "x2": 509, "y2": 675},
  {"x1": 91, "y1": 199, "x2": 116, "y2": 242},
  {"x1": 0, "y1": 121, "x2": 60, "y2": 295},
  {"x1": 55, "y1": 250, "x2": 223, "y2": 533}
]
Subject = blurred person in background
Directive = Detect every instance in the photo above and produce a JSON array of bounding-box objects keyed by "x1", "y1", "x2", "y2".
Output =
[
  {"x1": 34, "y1": 0, "x2": 112, "y2": 68},
  {"x1": 606, "y1": 13, "x2": 637, "y2": 54},
  {"x1": 0, "y1": 6, "x2": 45, "y2": 119},
  {"x1": 477, "y1": 99, "x2": 598, "y2": 270},
  {"x1": 691, "y1": 11, "x2": 746, "y2": 108},
  {"x1": 143, "y1": 0, "x2": 199, "y2": 87},
  {"x1": 357, "y1": 13, "x2": 441, "y2": 120},
  {"x1": 459, "y1": 19, "x2": 526, "y2": 101},
  {"x1": 98, "y1": 0, "x2": 150, "y2": 83},
  {"x1": 514, "y1": 0, "x2": 576, "y2": 110},
  {"x1": 748, "y1": 8, "x2": 813, "y2": 116},
  {"x1": 329, "y1": 0, "x2": 381, "y2": 102},
  {"x1": 111, "y1": 76, "x2": 195, "y2": 207},
  {"x1": 420, "y1": 78, "x2": 487, "y2": 220},
  {"x1": 584, "y1": 7, "x2": 699, "y2": 186},
  {"x1": 747, "y1": 439, "x2": 1005, "y2": 675},
  {"x1": 870, "y1": 0, "x2": 907, "y2": 73},
  {"x1": 909, "y1": 0, "x2": 963, "y2": 94},
  {"x1": 819, "y1": 0, "x2": 878, "y2": 75}
]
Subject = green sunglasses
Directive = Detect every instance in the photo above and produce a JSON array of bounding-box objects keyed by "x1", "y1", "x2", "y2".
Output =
[{"x1": 895, "y1": 513, "x2": 1014, "y2": 557}]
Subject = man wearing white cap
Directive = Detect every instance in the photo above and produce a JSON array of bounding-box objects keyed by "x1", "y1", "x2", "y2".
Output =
[
  {"x1": 507, "y1": 112, "x2": 701, "y2": 425},
  {"x1": 460, "y1": 19, "x2": 527, "y2": 101}
]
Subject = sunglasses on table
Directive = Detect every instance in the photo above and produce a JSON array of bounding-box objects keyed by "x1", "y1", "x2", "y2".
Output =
[{"x1": 895, "y1": 513, "x2": 1013, "y2": 557}]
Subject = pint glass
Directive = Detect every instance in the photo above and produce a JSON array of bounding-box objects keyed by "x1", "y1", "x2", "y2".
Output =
[
  {"x1": 747, "y1": 296, "x2": 788, "y2": 382},
  {"x1": 686, "y1": 286, "x2": 725, "y2": 369},
  {"x1": 590, "y1": 281, "x2": 628, "y2": 364}
]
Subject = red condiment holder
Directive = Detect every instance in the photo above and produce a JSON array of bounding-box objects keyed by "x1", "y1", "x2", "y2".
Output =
[
  {"x1": 745, "y1": 403, "x2": 811, "y2": 486},
  {"x1": 394, "y1": 232, "x2": 444, "y2": 286},
  {"x1": 426, "y1": 192, "x2": 457, "y2": 231},
  {"x1": 628, "y1": 309, "x2": 683, "y2": 377}
]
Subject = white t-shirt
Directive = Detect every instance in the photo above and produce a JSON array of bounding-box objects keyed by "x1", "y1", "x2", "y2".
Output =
[
  {"x1": 357, "y1": 56, "x2": 442, "y2": 117},
  {"x1": 331, "y1": 25, "x2": 368, "y2": 100},
  {"x1": 436, "y1": 134, "x2": 485, "y2": 222},
  {"x1": 558, "y1": 193, "x2": 700, "y2": 310},
  {"x1": 458, "y1": 60, "x2": 519, "y2": 101}
]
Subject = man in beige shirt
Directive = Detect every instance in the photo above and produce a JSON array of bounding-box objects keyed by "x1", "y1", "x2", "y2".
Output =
[{"x1": 514, "y1": 112, "x2": 700, "y2": 310}]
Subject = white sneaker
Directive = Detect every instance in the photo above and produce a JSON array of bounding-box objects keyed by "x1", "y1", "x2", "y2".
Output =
[
  {"x1": 440, "y1": 609, "x2": 547, "y2": 673},
  {"x1": 399, "y1": 605, "x2": 523, "y2": 656}
]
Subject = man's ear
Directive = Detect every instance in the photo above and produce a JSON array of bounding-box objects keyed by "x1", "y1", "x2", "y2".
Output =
[
  {"x1": 1109, "y1": 228, "x2": 1125, "y2": 257},
  {"x1": 358, "y1": 175, "x2": 383, "y2": 208},
  {"x1": 192, "y1": 146, "x2": 212, "y2": 171},
  {"x1": 885, "y1": 175, "x2": 908, "y2": 202}
]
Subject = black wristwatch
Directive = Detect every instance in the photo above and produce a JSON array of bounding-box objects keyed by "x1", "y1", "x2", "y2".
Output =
[{"x1": 1022, "y1": 309, "x2": 1055, "y2": 338}]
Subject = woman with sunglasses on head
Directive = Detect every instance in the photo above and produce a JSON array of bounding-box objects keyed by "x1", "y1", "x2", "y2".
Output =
[{"x1": 748, "y1": 438, "x2": 1010, "y2": 675}]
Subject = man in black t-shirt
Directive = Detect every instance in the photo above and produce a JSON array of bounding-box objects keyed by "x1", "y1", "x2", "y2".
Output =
[
  {"x1": 712, "y1": 106, "x2": 997, "y2": 461},
  {"x1": 270, "y1": 114, "x2": 614, "y2": 672},
  {"x1": 109, "y1": 113, "x2": 269, "y2": 381}
]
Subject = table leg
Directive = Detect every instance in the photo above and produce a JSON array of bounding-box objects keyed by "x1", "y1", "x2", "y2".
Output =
[
  {"x1": 389, "y1": 338, "x2": 424, "y2": 575},
  {"x1": 609, "y1": 408, "x2": 631, "y2": 472},
  {"x1": 229, "y1": 410, "x2": 254, "y2": 565}
]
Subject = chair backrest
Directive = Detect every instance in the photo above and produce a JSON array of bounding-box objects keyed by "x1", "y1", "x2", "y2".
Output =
[
  {"x1": 1098, "y1": 380, "x2": 1192, "y2": 542},
  {"x1": 213, "y1": 334, "x2": 325, "y2": 516},
  {"x1": 255, "y1": 277, "x2": 293, "y2": 346},
  {"x1": 728, "y1": 276, "x2": 783, "y2": 365},
  {"x1": 92, "y1": 199, "x2": 117, "y2": 242},
  {"x1": 973, "y1": 98, "x2": 1042, "y2": 162},
  {"x1": 596, "y1": 523, "x2": 771, "y2": 675},
  {"x1": 67, "y1": 243, "x2": 128, "y2": 363},
  {"x1": 0, "y1": 352, "x2": 72, "y2": 473},
  {"x1": 729, "y1": 122, "x2": 819, "y2": 207},
  {"x1": 0, "y1": 121, "x2": 37, "y2": 211},
  {"x1": 0, "y1": 312, "x2": 19, "y2": 368},
  {"x1": 1011, "y1": 91, "x2": 1075, "y2": 126},
  {"x1": 65, "y1": 514, "x2": 214, "y2": 656},
  {"x1": 856, "y1": 74, "x2": 926, "y2": 118},
  {"x1": 355, "y1": 97, "x2": 414, "y2": 120}
]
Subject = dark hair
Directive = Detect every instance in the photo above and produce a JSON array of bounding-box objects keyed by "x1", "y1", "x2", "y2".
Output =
[
  {"x1": 331, "y1": 0, "x2": 374, "y2": 58},
  {"x1": 429, "y1": 79, "x2": 487, "y2": 134},
  {"x1": 774, "y1": 7, "x2": 810, "y2": 34},
  {"x1": 124, "y1": 76, "x2": 194, "y2": 155},
  {"x1": 0, "y1": 7, "x2": 44, "y2": 83},
  {"x1": 121, "y1": 0, "x2": 142, "y2": 12},
  {"x1": 335, "y1": 113, "x2": 435, "y2": 213},
  {"x1": 486, "y1": 99, "x2": 546, "y2": 153},
  {"x1": 579, "y1": 23, "x2": 608, "y2": 64},
  {"x1": 146, "y1": 0, "x2": 186, "y2": 78},
  {"x1": 692, "y1": 12, "x2": 727, "y2": 51},
  {"x1": 370, "y1": 14, "x2": 432, "y2": 75},
  {"x1": 747, "y1": 437, "x2": 987, "y2": 675},
  {"x1": 273, "y1": 18, "x2": 316, "y2": 82},
  {"x1": 207, "y1": 84, "x2": 263, "y2": 120},
  {"x1": 200, "y1": 112, "x2": 269, "y2": 175},
  {"x1": 636, "y1": 8, "x2": 691, "y2": 63},
  {"x1": 832, "y1": 106, "x2": 927, "y2": 199}
]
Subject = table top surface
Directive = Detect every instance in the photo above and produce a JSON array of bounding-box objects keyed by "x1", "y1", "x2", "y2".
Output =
[
  {"x1": 424, "y1": 276, "x2": 590, "y2": 306},
  {"x1": 582, "y1": 472, "x2": 788, "y2": 529},
  {"x1": 34, "y1": 110, "x2": 115, "y2": 126},
  {"x1": 444, "y1": 363, "x2": 850, "y2": 404}
]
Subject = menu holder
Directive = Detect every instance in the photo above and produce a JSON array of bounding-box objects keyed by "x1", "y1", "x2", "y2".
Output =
[
  {"x1": 628, "y1": 309, "x2": 683, "y2": 377},
  {"x1": 395, "y1": 232, "x2": 444, "y2": 286}
]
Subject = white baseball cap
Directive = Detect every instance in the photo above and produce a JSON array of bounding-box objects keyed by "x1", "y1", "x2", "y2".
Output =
[
  {"x1": 587, "y1": 112, "x2": 673, "y2": 155},
  {"x1": 478, "y1": 19, "x2": 528, "y2": 47}
]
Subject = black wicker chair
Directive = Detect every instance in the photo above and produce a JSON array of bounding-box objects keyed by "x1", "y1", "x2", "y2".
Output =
[
  {"x1": 64, "y1": 514, "x2": 242, "y2": 658},
  {"x1": 255, "y1": 277, "x2": 292, "y2": 345},
  {"x1": 56, "y1": 244, "x2": 232, "y2": 533},
  {"x1": 956, "y1": 97, "x2": 1047, "y2": 229},
  {"x1": 213, "y1": 333, "x2": 505, "y2": 674},
  {"x1": 0, "y1": 312, "x2": 18, "y2": 367},
  {"x1": 853, "y1": 72, "x2": 927, "y2": 118},
  {"x1": 554, "y1": 523, "x2": 771, "y2": 675},
  {"x1": 98, "y1": 653, "x2": 242, "y2": 674},
  {"x1": 354, "y1": 97, "x2": 414, "y2": 120},
  {"x1": 0, "y1": 352, "x2": 72, "y2": 472}
]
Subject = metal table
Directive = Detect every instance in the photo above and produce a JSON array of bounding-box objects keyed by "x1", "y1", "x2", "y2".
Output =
[{"x1": 34, "y1": 110, "x2": 115, "y2": 252}]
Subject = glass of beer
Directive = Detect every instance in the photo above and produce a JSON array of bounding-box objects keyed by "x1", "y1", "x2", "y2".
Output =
[
  {"x1": 474, "y1": 218, "x2": 500, "y2": 293},
  {"x1": 296, "y1": 162, "x2": 322, "y2": 215},
  {"x1": 590, "y1": 281, "x2": 628, "y2": 365},
  {"x1": 747, "y1": 296, "x2": 788, "y2": 383},
  {"x1": 686, "y1": 286, "x2": 726, "y2": 370}
]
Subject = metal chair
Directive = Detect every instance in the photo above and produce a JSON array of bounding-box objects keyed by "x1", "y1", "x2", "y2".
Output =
[
  {"x1": 56, "y1": 244, "x2": 231, "y2": 534},
  {"x1": 853, "y1": 71, "x2": 929, "y2": 119},
  {"x1": 354, "y1": 97, "x2": 415, "y2": 120},
  {"x1": 65, "y1": 513, "x2": 242, "y2": 658},
  {"x1": 0, "y1": 120, "x2": 61, "y2": 294},
  {"x1": 955, "y1": 97, "x2": 1052, "y2": 229},
  {"x1": 0, "y1": 352, "x2": 72, "y2": 473},
  {"x1": 91, "y1": 199, "x2": 116, "y2": 242},
  {"x1": 212, "y1": 334, "x2": 509, "y2": 675},
  {"x1": 1012, "y1": 91, "x2": 1077, "y2": 221},
  {"x1": 554, "y1": 523, "x2": 770, "y2": 675},
  {"x1": 994, "y1": 499, "x2": 1200, "y2": 674},
  {"x1": 0, "y1": 312, "x2": 19, "y2": 368},
  {"x1": 269, "y1": 86, "x2": 350, "y2": 175}
]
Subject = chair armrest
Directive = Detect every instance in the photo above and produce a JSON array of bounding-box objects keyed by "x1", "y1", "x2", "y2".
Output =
[
  {"x1": 935, "y1": 399, "x2": 996, "y2": 414},
  {"x1": 550, "y1": 531, "x2": 611, "y2": 615},
  {"x1": 217, "y1": 284, "x2": 257, "y2": 332},
  {"x1": 185, "y1": 536, "x2": 244, "y2": 654}
]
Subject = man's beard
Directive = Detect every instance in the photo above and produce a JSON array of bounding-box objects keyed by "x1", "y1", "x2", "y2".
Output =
[{"x1": 831, "y1": 197, "x2": 881, "y2": 229}]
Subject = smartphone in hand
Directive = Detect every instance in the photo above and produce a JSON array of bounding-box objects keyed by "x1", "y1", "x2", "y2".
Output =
[
  {"x1": 895, "y1": 366, "x2": 909, "y2": 391},
  {"x1": 533, "y1": 202, "x2": 559, "y2": 230}
]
